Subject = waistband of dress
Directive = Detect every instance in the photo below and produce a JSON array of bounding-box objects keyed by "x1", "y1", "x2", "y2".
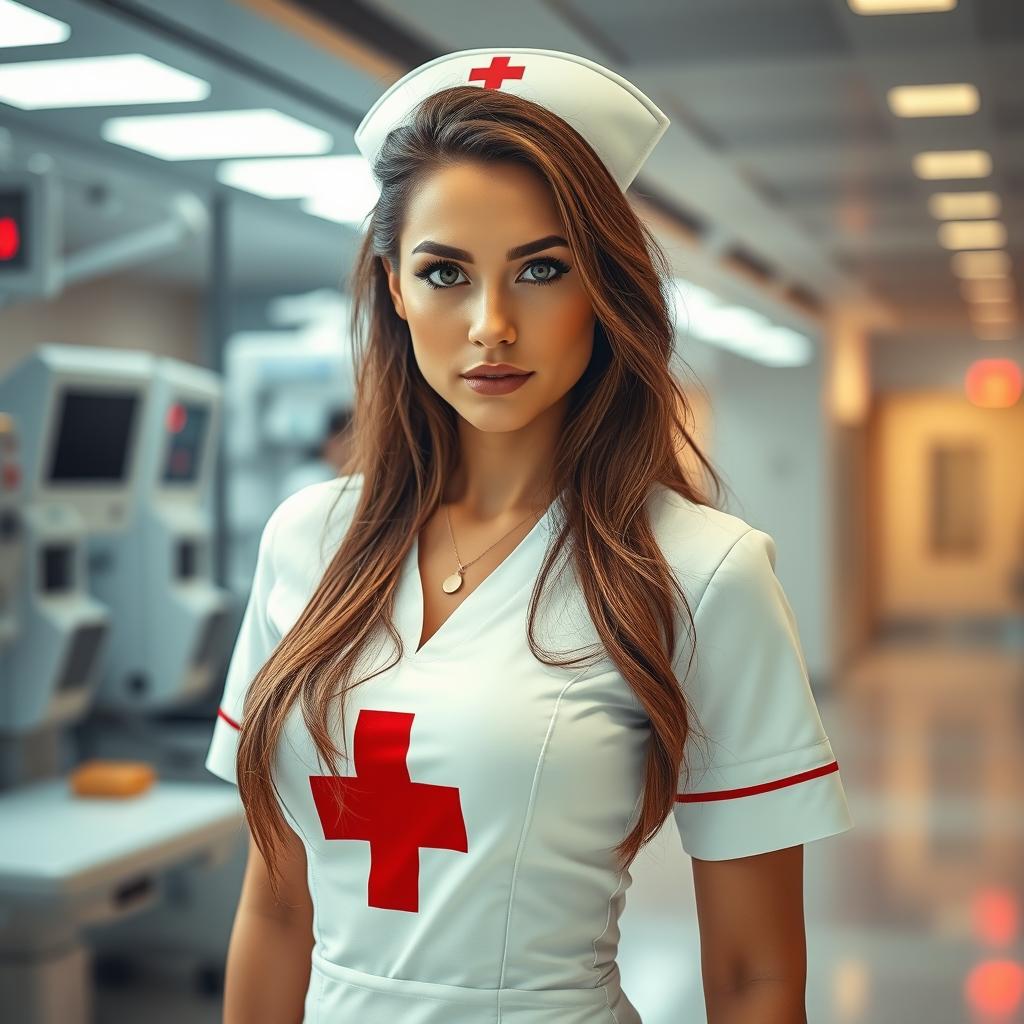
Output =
[{"x1": 311, "y1": 948, "x2": 623, "y2": 1011}]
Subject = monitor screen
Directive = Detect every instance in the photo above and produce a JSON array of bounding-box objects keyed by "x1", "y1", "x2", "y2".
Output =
[
  {"x1": 162, "y1": 402, "x2": 209, "y2": 485},
  {"x1": 48, "y1": 389, "x2": 139, "y2": 483}
]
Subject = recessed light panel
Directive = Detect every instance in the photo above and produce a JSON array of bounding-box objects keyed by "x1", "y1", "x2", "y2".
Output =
[
  {"x1": 888, "y1": 83, "x2": 979, "y2": 117},
  {"x1": 102, "y1": 108, "x2": 332, "y2": 160},
  {"x1": 970, "y1": 303, "x2": 1016, "y2": 324},
  {"x1": 928, "y1": 192, "x2": 1000, "y2": 220},
  {"x1": 951, "y1": 250, "x2": 1011, "y2": 278},
  {"x1": 0, "y1": 53, "x2": 209, "y2": 109},
  {"x1": 0, "y1": 0, "x2": 70, "y2": 47},
  {"x1": 938, "y1": 221, "x2": 1006, "y2": 250},
  {"x1": 849, "y1": 0, "x2": 956, "y2": 13},
  {"x1": 913, "y1": 150, "x2": 991, "y2": 179},
  {"x1": 960, "y1": 279, "x2": 1014, "y2": 304},
  {"x1": 216, "y1": 154, "x2": 374, "y2": 200}
]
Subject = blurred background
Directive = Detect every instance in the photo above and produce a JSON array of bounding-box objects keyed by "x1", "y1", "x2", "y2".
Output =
[{"x1": 0, "y1": 1, "x2": 1021, "y2": 1022}]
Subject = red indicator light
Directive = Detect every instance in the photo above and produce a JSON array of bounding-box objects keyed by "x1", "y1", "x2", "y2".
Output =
[
  {"x1": 166, "y1": 403, "x2": 187, "y2": 434},
  {"x1": 0, "y1": 217, "x2": 21, "y2": 262}
]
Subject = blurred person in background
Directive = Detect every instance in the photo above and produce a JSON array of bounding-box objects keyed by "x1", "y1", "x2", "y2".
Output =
[{"x1": 278, "y1": 407, "x2": 353, "y2": 502}]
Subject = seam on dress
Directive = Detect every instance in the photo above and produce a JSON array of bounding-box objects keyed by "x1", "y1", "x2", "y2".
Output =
[
  {"x1": 691, "y1": 527, "x2": 755, "y2": 619},
  {"x1": 594, "y1": 868, "x2": 626, "y2": 1024},
  {"x1": 495, "y1": 663, "x2": 594, "y2": 1023},
  {"x1": 590, "y1": 784, "x2": 642, "y2": 1024},
  {"x1": 275, "y1": 787, "x2": 322, "y2": 1022}
]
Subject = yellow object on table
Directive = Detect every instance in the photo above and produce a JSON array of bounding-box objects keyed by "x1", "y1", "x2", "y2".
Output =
[{"x1": 69, "y1": 759, "x2": 156, "y2": 798}]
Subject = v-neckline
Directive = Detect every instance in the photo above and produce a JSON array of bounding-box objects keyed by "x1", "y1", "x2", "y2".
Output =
[{"x1": 406, "y1": 493, "x2": 560, "y2": 661}]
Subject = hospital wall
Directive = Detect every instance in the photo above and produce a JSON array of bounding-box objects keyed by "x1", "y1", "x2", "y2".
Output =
[
  {"x1": 869, "y1": 336, "x2": 1024, "y2": 629},
  {"x1": 699, "y1": 346, "x2": 833, "y2": 686},
  {"x1": 870, "y1": 394, "x2": 1024, "y2": 622},
  {"x1": 0, "y1": 275, "x2": 201, "y2": 375}
]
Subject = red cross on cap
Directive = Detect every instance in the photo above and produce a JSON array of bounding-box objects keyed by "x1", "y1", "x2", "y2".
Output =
[
  {"x1": 467, "y1": 55, "x2": 526, "y2": 90},
  {"x1": 309, "y1": 709, "x2": 468, "y2": 913}
]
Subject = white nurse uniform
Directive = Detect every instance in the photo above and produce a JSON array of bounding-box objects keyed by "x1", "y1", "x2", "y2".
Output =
[{"x1": 206, "y1": 475, "x2": 854, "y2": 1023}]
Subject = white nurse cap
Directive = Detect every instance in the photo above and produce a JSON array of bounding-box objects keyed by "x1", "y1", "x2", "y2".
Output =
[{"x1": 354, "y1": 47, "x2": 670, "y2": 193}]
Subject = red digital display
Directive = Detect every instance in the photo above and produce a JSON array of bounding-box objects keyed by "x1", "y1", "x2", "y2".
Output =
[
  {"x1": 0, "y1": 217, "x2": 20, "y2": 261},
  {"x1": 0, "y1": 191, "x2": 27, "y2": 269}
]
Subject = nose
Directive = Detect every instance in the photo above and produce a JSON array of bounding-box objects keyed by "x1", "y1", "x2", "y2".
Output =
[{"x1": 469, "y1": 280, "x2": 518, "y2": 347}]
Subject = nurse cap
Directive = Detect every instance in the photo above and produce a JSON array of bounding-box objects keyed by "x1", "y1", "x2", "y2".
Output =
[{"x1": 354, "y1": 47, "x2": 670, "y2": 192}]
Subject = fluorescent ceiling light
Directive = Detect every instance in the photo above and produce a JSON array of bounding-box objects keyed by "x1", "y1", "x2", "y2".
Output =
[
  {"x1": 887, "y1": 83, "x2": 979, "y2": 117},
  {"x1": 102, "y1": 108, "x2": 332, "y2": 160},
  {"x1": 669, "y1": 279, "x2": 812, "y2": 367},
  {"x1": 302, "y1": 194, "x2": 378, "y2": 227},
  {"x1": 913, "y1": 150, "x2": 991, "y2": 180},
  {"x1": 938, "y1": 220, "x2": 1006, "y2": 250},
  {"x1": 728, "y1": 325, "x2": 813, "y2": 368},
  {"x1": 971, "y1": 321, "x2": 1016, "y2": 342},
  {"x1": 849, "y1": 0, "x2": 956, "y2": 12},
  {"x1": 970, "y1": 303, "x2": 1016, "y2": 324},
  {"x1": 0, "y1": 53, "x2": 209, "y2": 109},
  {"x1": 960, "y1": 278, "x2": 1014, "y2": 304},
  {"x1": 218, "y1": 154, "x2": 379, "y2": 218},
  {"x1": 689, "y1": 305, "x2": 770, "y2": 344},
  {"x1": 928, "y1": 191, "x2": 1000, "y2": 220},
  {"x1": 951, "y1": 250, "x2": 1011, "y2": 279},
  {"x1": 0, "y1": 0, "x2": 70, "y2": 47}
]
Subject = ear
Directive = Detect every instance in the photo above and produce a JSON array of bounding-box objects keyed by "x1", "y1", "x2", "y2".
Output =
[{"x1": 380, "y1": 257, "x2": 407, "y2": 321}]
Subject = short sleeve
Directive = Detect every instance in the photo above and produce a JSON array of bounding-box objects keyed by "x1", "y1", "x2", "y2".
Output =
[
  {"x1": 204, "y1": 507, "x2": 283, "y2": 785},
  {"x1": 672, "y1": 528, "x2": 855, "y2": 860}
]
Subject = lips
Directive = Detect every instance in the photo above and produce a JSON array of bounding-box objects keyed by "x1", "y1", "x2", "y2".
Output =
[{"x1": 461, "y1": 364, "x2": 532, "y2": 378}]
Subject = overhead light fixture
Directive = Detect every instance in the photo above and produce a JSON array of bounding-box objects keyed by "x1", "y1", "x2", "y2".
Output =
[
  {"x1": 938, "y1": 220, "x2": 1006, "y2": 250},
  {"x1": 302, "y1": 194, "x2": 378, "y2": 227},
  {"x1": 971, "y1": 321, "x2": 1016, "y2": 342},
  {"x1": 669, "y1": 279, "x2": 812, "y2": 367},
  {"x1": 961, "y1": 278, "x2": 1014, "y2": 304},
  {"x1": 102, "y1": 108, "x2": 332, "y2": 160},
  {"x1": 951, "y1": 250, "x2": 1011, "y2": 278},
  {"x1": 887, "y1": 83, "x2": 979, "y2": 117},
  {"x1": 0, "y1": 0, "x2": 70, "y2": 47},
  {"x1": 217, "y1": 153, "x2": 379, "y2": 225},
  {"x1": 849, "y1": 0, "x2": 956, "y2": 12},
  {"x1": 0, "y1": 53, "x2": 209, "y2": 109},
  {"x1": 913, "y1": 150, "x2": 991, "y2": 180},
  {"x1": 970, "y1": 303, "x2": 1017, "y2": 324},
  {"x1": 928, "y1": 191, "x2": 1000, "y2": 220},
  {"x1": 747, "y1": 326, "x2": 814, "y2": 367}
]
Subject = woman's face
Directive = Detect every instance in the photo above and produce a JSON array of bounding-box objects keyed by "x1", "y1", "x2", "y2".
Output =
[{"x1": 382, "y1": 160, "x2": 596, "y2": 433}]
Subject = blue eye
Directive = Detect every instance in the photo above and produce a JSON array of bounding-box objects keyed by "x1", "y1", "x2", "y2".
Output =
[{"x1": 413, "y1": 257, "x2": 572, "y2": 291}]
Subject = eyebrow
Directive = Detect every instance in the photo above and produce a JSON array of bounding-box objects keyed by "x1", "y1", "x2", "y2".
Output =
[{"x1": 409, "y1": 234, "x2": 569, "y2": 263}]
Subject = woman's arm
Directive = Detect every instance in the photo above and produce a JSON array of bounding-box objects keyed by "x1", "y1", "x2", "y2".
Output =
[
  {"x1": 223, "y1": 826, "x2": 315, "y2": 1024},
  {"x1": 691, "y1": 844, "x2": 807, "y2": 1024}
]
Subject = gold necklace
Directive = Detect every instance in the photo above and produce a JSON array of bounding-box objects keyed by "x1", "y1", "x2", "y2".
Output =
[{"x1": 440, "y1": 500, "x2": 547, "y2": 594}]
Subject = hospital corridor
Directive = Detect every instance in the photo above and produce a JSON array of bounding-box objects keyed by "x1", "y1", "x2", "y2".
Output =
[{"x1": 1, "y1": 1, "x2": 1022, "y2": 1023}]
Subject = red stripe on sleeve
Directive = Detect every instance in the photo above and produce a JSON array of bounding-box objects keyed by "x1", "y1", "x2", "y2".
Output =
[
  {"x1": 217, "y1": 707, "x2": 241, "y2": 731},
  {"x1": 676, "y1": 759, "x2": 839, "y2": 803}
]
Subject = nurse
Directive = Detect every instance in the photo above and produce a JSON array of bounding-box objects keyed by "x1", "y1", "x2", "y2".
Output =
[{"x1": 206, "y1": 47, "x2": 854, "y2": 1024}]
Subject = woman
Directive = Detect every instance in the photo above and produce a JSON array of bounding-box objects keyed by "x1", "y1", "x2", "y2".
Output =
[{"x1": 206, "y1": 47, "x2": 855, "y2": 1024}]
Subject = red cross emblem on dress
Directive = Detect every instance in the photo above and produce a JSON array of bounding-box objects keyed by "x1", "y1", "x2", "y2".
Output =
[
  {"x1": 308, "y1": 709, "x2": 468, "y2": 913},
  {"x1": 468, "y1": 55, "x2": 526, "y2": 90}
]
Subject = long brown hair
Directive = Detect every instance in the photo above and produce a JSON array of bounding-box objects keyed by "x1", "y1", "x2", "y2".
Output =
[{"x1": 237, "y1": 84, "x2": 726, "y2": 900}]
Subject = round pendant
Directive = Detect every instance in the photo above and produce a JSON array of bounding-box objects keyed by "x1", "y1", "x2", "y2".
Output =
[{"x1": 442, "y1": 571, "x2": 464, "y2": 594}]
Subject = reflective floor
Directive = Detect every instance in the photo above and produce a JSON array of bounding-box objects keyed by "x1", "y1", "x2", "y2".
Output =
[{"x1": 95, "y1": 638, "x2": 1024, "y2": 1023}]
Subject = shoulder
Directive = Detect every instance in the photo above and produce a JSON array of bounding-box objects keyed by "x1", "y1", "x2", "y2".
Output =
[
  {"x1": 265, "y1": 473, "x2": 365, "y2": 580},
  {"x1": 647, "y1": 484, "x2": 774, "y2": 613}
]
